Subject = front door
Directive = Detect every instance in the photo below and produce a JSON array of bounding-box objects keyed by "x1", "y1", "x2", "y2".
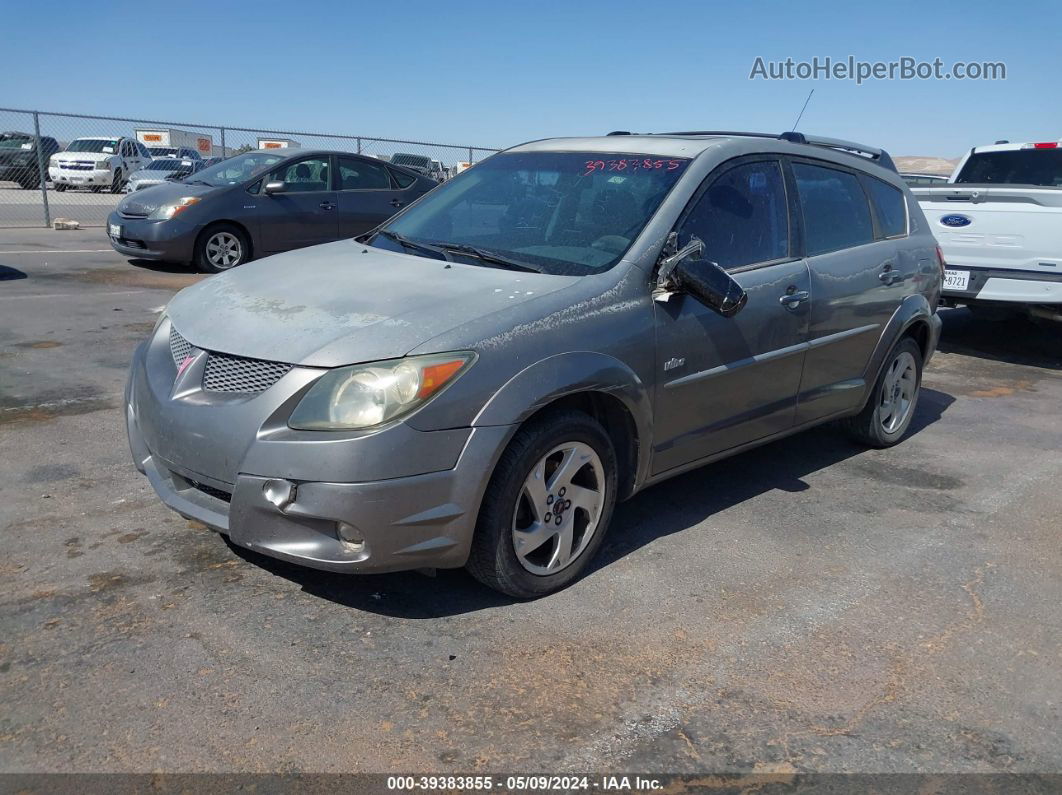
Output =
[
  {"x1": 335, "y1": 155, "x2": 406, "y2": 237},
  {"x1": 651, "y1": 158, "x2": 811, "y2": 475},
  {"x1": 258, "y1": 155, "x2": 339, "y2": 253}
]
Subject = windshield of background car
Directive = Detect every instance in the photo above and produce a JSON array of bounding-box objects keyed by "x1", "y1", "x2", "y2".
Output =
[
  {"x1": 374, "y1": 151, "x2": 690, "y2": 275},
  {"x1": 0, "y1": 135, "x2": 33, "y2": 150},
  {"x1": 955, "y1": 149, "x2": 1062, "y2": 186},
  {"x1": 67, "y1": 139, "x2": 119, "y2": 154},
  {"x1": 192, "y1": 151, "x2": 286, "y2": 186},
  {"x1": 392, "y1": 154, "x2": 431, "y2": 167},
  {"x1": 145, "y1": 159, "x2": 190, "y2": 172}
]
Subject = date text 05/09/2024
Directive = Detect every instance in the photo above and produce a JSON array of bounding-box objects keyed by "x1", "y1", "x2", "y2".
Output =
[{"x1": 385, "y1": 775, "x2": 664, "y2": 791}]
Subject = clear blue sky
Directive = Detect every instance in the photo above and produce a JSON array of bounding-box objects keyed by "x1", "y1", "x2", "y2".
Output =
[{"x1": 4, "y1": 0, "x2": 1060, "y2": 157}]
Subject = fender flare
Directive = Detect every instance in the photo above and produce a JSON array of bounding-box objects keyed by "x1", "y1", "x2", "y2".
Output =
[
  {"x1": 472, "y1": 351, "x2": 654, "y2": 491},
  {"x1": 859, "y1": 293, "x2": 940, "y2": 409}
]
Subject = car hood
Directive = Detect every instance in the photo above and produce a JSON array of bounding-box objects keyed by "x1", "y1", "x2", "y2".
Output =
[
  {"x1": 117, "y1": 181, "x2": 217, "y2": 216},
  {"x1": 52, "y1": 149, "x2": 114, "y2": 160},
  {"x1": 165, "y1": 239, "x2": 580, "y2": 367}
]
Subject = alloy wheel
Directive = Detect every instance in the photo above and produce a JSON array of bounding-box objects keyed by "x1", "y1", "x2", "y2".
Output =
[
  {"x1": 511, "y1": 441, "x2": 605, "y2": 575},
  {"x1": 205, "y1": 232, "x2": 243, "y2": 269},
  {"x1": 879, "y1": 351, "x2": 917, "y2": 433}
]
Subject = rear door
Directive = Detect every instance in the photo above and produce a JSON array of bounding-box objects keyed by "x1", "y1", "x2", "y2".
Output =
[
  {"x1": 336, "y1": 155, "x2": 405, "y2": 236},
  {"x1": 651, "y1": 157, "x2": 811, "y2": 474},
  {"x1": 788, "y1": 159, "x2": 907, "y2": 423},
  {"x1": 258, "y1": 155, "x2": 339, "y2": 253}
]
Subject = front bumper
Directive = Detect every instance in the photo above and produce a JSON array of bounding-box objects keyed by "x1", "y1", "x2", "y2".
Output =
[
  {"x1": 49, "y1": 166, "x2": 113, "y2": 186},
  {"x1": 125, "y1": 334, "x2": 512, "y2": 573},
  {"x1": 107, "y1": 211, "x2": 198, "y2": 262},
  {"x1": 942, "y1": 265, "x2": 1062, "y2": 305}
]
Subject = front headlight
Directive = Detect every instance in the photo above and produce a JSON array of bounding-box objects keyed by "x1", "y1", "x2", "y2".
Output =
[
  {"x1": 148, "y1": 196, "x2": 201, "y2": 220},
  {"x1": 97, "y1": 159, "x2": 111, "y2": 168},
  {"x1": 289, "y1": 352, "x2": 475, "y2": 431}
]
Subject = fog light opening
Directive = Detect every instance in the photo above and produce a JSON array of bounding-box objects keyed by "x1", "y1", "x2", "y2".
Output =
[{"x1": 336, "y1": 522, "x2": 365, "y2": 552}]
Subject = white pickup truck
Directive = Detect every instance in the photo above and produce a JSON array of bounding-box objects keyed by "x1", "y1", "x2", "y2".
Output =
[{"x1": 913, "y1": 140, "x2": 1062, "y2": 322}]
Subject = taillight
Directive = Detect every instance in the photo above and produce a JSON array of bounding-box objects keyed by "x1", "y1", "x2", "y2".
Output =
[
  {"x1": 936, "y1": 245, "x2": 946, "y2": 280},
  {"x1": 1024, "y1": 142, "x2": 1059, "y2": 149}
]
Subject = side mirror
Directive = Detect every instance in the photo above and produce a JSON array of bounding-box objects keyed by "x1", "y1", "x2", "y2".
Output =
[
  {"x1": 263, "y1": 181, "x2": 286, "y2": 195},
  {"x1": 672, "y1": 258, "x2": 748, "y2": 317}
]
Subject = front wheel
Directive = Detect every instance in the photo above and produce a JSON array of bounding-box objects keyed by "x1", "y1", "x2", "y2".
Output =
[
  {"x1": 53, "y1": 182, "x2": 67, "y2": 192},
  {"x1": 840, "y1": 336, "x2": 923, "y2": 448},
  {"x1": 18, "y1": 171, "x2": 40, "y2": 190},
  {"x1": 466, "y1": 410, "x2": 618, "y2": 599},
  {"x1": 109, "y1": 169, "x2": 123, "y2": 194},
  {"x1": 194, "y1": 224, "x2": 250, "y2": 273}
]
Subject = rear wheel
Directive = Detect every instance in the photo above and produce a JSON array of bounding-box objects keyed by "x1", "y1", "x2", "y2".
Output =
[
  {"x1": 466, "y1": 410, "x2": 617, "y2": 599},
  {"x1": 195, "y1": 224, "x2": 250, "y2": 273},
  {"x1": 841, "y1": 336, "x2": 923, "y2": 448}
]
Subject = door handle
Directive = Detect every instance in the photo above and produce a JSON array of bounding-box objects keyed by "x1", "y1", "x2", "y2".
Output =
[
  {"x1": 390, "y1": 199, "x2": 403, "y2": 208},
  {"x1": 779, "y1": 290, "x2": 810, "y2": 308},
  {"x1": 879, "y1": 261, "x2": 900, "y2": 284},
  {"x1": 319, "y1": 201, "x2": 336, "y2": 210}
]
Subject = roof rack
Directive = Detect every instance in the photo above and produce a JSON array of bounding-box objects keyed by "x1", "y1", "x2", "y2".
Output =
[{"x1": 627, "y1": 129, "x2": 897, "y2": 172}]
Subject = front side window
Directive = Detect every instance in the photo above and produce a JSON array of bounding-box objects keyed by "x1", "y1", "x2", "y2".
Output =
[
  {"x1": 338, "y1": 156, "x2": 391, "y2": 190},
  {"x1": 191, "y1": 152, "x2": 285, "y2": 186},
  {"x1": 865, "y1": 177, "x2": 907, "y2": 238},
  {"x1": 269, "y1": 157, "x2": 330, "y2": 192},
  {"x1": 678, "y1": 160, "x2": 789, "y2": 270},
  {"x1": 792, "y1": 162, "x2": 875, "y2": 256},
  {"x1": 373, "y1": 151, "x2": 690, "y2": 275}
]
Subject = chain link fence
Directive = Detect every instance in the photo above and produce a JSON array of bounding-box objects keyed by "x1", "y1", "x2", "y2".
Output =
[{"x1": 0, "y1": 107, "x2": 500, "y2": 228}]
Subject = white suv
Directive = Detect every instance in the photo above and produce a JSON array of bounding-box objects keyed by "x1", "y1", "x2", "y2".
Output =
[{"x1": 49, "y1": 136, "x2": 151, "y2": 193}]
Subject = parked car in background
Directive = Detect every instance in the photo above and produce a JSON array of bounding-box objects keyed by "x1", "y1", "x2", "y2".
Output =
[
  {"x1": 391, "y1": 152, "x2": 443, "y2": 181},
  {"x1": 914, "y1": 140, "x2": 1062, "y2": 322},
  {"x1": 147, "y1": 146, "x2": 202, "y2": 161},
  {"x1": 0, "y1": 131, "x2": 60, "y2": 189},
  {"x1": 49, "y1": 136, "x2": 152, "y2": 193},
  {"x1": 125, "y1": 158, "x2": 203, "y2": 192},
  {"x1": 901, "y1": 172, "x2": 949, "y2": 186},
  {"x1": 199, "y1": 157, "x2": 224, "y2": 168},
  {"x1": 107, "y1": 149, "x2": 436, "y2": 272},
  {"x1": 125, "y1": 130, "x2": 942, "y2": 598}
]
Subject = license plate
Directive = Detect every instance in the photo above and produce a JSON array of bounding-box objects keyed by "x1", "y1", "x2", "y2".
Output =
[
  {"x1": 109, "y1": 223, "x2": 121, "y2": 238},
  {"x1": 943, "y1": 269, "x2": 970, "y2": 291}
]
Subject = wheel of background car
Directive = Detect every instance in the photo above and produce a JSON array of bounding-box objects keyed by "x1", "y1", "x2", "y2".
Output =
[
  {"x1": 466, "y1": 409, "x2": 618, "y2": 598},
  {"x1": 195, "y1": 224, "x2": 250, "y2": 273},
  {"x1": 110, "y1": 170, "x2": 123, "y2": 194},
  {"x1": 19, "y1": 171, "x2": 39, "y2": 190},
  {"x1": 54, "y1": 183, "x2": 66, "y2": 192},
  {"x1": 840, "y1": 336, "x2": 923, "y2": 448}
]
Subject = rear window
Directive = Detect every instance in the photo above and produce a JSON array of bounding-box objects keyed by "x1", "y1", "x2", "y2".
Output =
[
  {"x1": 865, "y1": 178, "x2": 907, "y2": 238},
  {"x1": 792, "y1": 163, "x2": 875, "y2": 256},
  {"x1": 955, "y1": 149, "x2": 1062, "y2": 186}
]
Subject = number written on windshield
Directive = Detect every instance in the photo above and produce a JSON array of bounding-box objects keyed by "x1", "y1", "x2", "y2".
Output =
[{"x1": 583, "y1": 158, "x2": 684, "y2": 176}]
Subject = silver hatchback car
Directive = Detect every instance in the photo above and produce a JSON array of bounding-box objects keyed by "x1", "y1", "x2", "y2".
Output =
[{"x1": 126, "y1": 130, "x2": 943, "y2": 598}]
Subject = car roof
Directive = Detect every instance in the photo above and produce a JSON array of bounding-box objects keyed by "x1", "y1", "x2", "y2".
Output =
[{"x1": 507, "y1": 132, "x2": 899, "y2": 177}]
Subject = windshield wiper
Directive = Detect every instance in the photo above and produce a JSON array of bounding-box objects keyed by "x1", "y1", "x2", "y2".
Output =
[
  {"x1": 434, "y1": 243, "x2": 541, "y2": 273},
  {"x1": 375, "y1": 230, "x2": 452, "y2": 261}
]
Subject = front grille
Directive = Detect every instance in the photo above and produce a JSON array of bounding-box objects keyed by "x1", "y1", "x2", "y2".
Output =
[
  {"x1": 188, "y1": 480, "x2": 232, "y2": 503},
  {"x1": 202, "y1": 352, "x2": 292, "y2": 394},
  {"x1": 169, "y1": 326, "x2": 194, "y2": 366},
  {"x1": 58, "y1": 161, "x2": 93, "y2": 171}
]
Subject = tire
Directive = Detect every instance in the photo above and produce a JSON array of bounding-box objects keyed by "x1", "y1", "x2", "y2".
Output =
[
  {"x1": 54, "y1": 182, "x2": 67, "y2": 192},
  {"x1": 466, "y1": 410, "x2": 618, "y2": 599},
  {"x1": 841, "y1": 336, "x2": 923, "y2": 448},
  {"x1": 194, "y1": 223, "x2": 251, "y2": 273},
  {"x1": 109, "y1": 169, "x2": 123, "y2": 194},
  {"x1": 19, "y1": 171, "x2": 40, "y2": 190}
]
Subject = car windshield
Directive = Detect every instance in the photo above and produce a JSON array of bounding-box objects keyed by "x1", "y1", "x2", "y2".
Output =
[
  {"x1": 392, "y1": 154, "x2": 431, "y2": 167},
  {"x1": 190, "y1": 151, "x2": 286, "y2": 186},
  {"x1": 0, "y1": 134, "x2": 33, "y2": 150},
  {"x1": 373, "y1": 151, "x2": 690, "y2": 275},
  {"x1": 144, "y1": 159, "x2": 192, "y2": 172},
  {"x1": 955, "y1": 149, "x2": 1062, "y2": 186},
  {"x1": 67, "y1": 139, "x2": 119, "y2": 154}
]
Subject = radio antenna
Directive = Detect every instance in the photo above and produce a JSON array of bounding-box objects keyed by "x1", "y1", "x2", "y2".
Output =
[{"x1": 792, "y1": 89, "x2": 815, "y2": 131}]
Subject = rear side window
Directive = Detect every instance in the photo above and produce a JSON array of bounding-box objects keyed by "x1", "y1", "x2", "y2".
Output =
[
  {"x1": 338, "y1": 156, "x2": 390, "y2": 190},
  {"x1": 792, "y1": 163, "x2": 874, "y2": 256},
  {"x1": 679, "y1": 160, "x2": 789, "y2": 270},
  {"x1": 955, "y1": 149, "x2": 1062, "y2": 186},
  {"x1": 865, "y1": 178, "x2": 907, "y2": 238},
  {"x1": 390, "y1": 168, "x2": 416, "y2": 189}
]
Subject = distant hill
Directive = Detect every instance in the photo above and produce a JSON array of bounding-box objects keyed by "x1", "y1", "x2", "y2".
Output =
[{"x1": 894, "y1": 156, "x2": 961, "y2": 175}]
